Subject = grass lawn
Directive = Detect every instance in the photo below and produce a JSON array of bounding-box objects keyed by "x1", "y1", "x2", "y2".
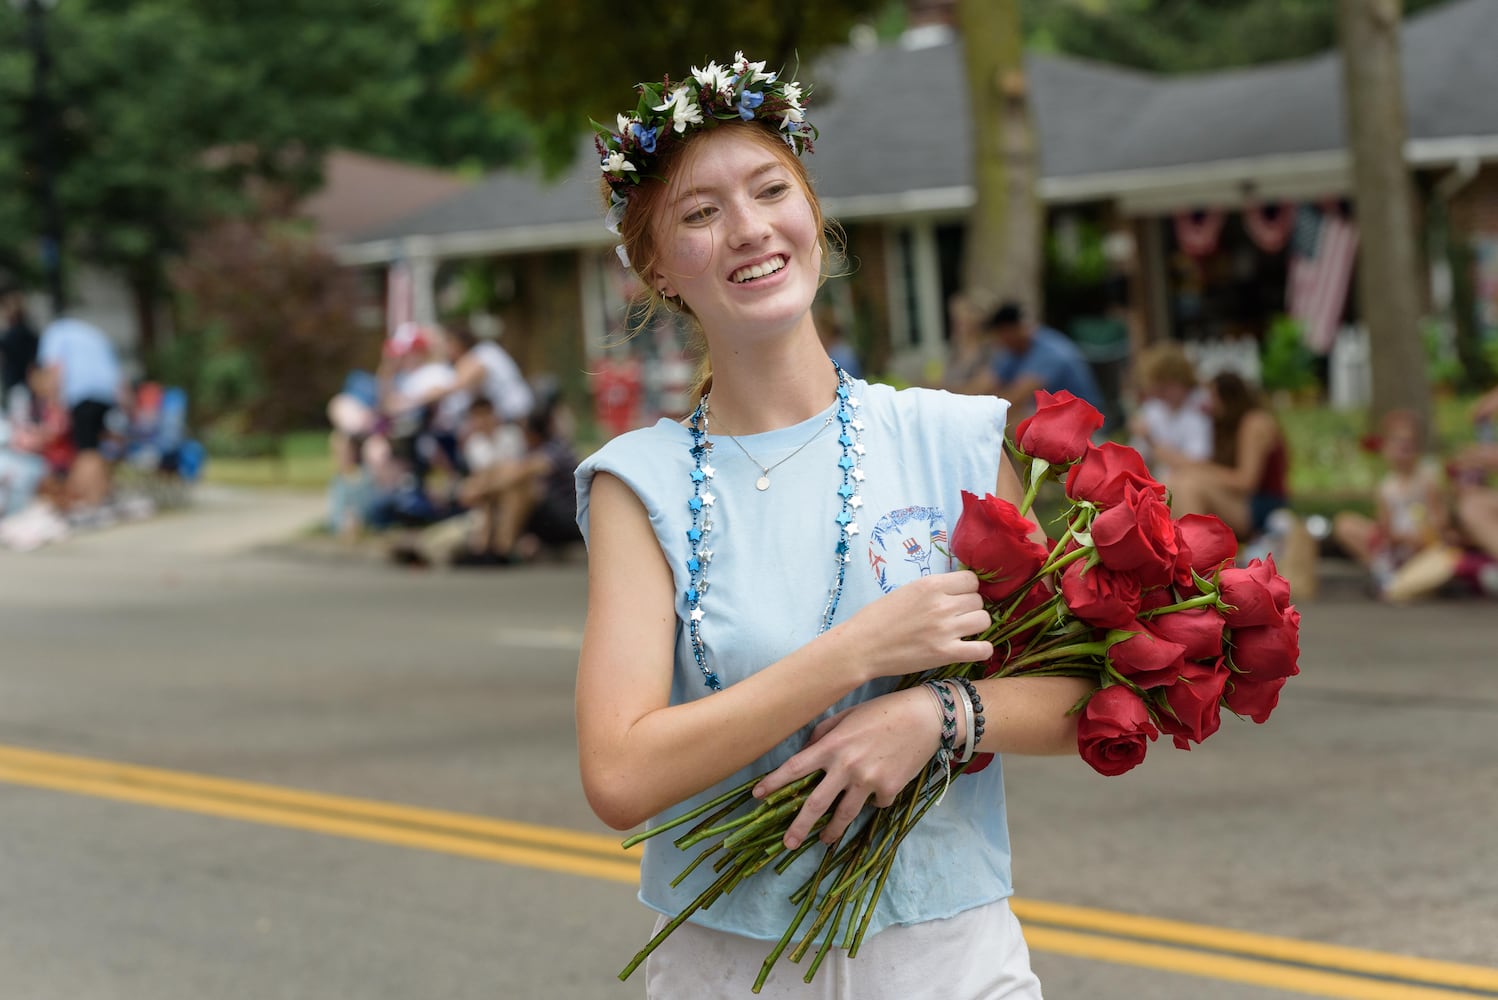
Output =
[{"x1": 202, "y1": 430, "x2": 333, "y2": 491}]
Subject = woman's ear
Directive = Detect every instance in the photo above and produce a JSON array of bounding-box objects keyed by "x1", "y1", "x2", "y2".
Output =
[{"x1": 655, "y1": 275, "x2": 678, "y2": 300}]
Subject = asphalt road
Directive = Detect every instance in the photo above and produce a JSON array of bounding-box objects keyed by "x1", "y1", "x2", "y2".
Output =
[{"x1": 1, "y1": 487, "x2": 1495, "y2": 1000}]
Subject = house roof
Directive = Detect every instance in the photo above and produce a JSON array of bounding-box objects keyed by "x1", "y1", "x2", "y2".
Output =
[
  {"x1": 340, "y1": 0, "x2": 1498, "y2": 263},
  {"x1": 298, "y1": 150, "x2": 473, "y2": 243}
]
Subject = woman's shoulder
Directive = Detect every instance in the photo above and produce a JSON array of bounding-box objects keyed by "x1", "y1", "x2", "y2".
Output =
[
  {"x1": 864, "y1": 381, "x2": 1007, "y2": 423},
  {"x1": 577, "y1": 418, "x2": 692, "y2": 479}
]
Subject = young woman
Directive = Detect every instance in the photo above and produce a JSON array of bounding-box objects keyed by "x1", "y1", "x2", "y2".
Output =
[
  {"x1": 574, "y1": 54, "x2": 1091, "y2": 998},
  {"x1": 1163, "y1": 371, "x2": 1290, "y2": 541}
]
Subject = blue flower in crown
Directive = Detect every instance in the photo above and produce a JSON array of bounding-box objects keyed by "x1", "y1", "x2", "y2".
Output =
[
  {"x1": 736, "y1": 89, "x2": 764, "y2": 121},
  {"x1": 629, "y1": 122, "x2": 658, "y2": 154}
]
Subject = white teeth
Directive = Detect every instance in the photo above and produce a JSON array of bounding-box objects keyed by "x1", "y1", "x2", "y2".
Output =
[{"x1": 732, "y1": 257, "x2": 786, "y2": 283}]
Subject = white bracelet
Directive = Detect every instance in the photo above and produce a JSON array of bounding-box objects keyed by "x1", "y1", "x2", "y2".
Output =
[{"x1": 952, "y1": 680, "x2": 976, "y2": 764}]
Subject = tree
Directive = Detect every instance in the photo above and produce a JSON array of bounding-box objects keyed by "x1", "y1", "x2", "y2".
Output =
[
  {"x1": 0, "y1": 0, "x2": 522, "y2": 352},
  {"x1": 1026, "y1": 0, "x2": 1448, "y2": 74},
  {"x1": 958, "y1": 0, "x2": 1040, "y2": 313},
  {"x1": 1338, "y1": 0, "x2": 1431, "y2": 435},
  {"x1": 432, "y1": 0, "x2": 889, "y2": 173}
]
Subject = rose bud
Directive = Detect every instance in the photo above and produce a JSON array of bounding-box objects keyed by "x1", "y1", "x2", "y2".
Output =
[
  {"x1": 1243, "y1": 554, "x2": 1293, "y2": 612},
  {"x1": 1065, "y1": 442, "x2": 1168, "y2": 509},
  {"x1": 1223, "y1": 674, "x2": 1288, "y2": 724},
  {"x1": 1216, "y1": 566, "x2": 1282, "y2": 628},
  {"x1": 1229, "y1": 606, "x2": 1301, "y2": 681},
  {"x1": 1156, "y1": 658, "x2": 1229, "y2": 749},
  {"x1": 1077, "y1": 685, "x2": 1159, "y2": 776},
  {"x1": 1145, "y1": 605, "x2": 1226, "y2": 662},
  {"x1": 1014, "y1": 389, "x2": 1104, "y2": 465},
  {"x1": 951, "y1": 490, "x2": 1049, "y2": 602},
  {"x1": 1060, "y1": 560, "x2": 1141, "y2": 630},
  {"x1": 1091, "y1": 483, "x2": 1179, "y2": 588},
  {"x1": 1174, "y1": 513, "x2": 1238, "y2": 588},
  {"x1": 1106, "y1": 625, "x2": 1189, "y2": 689}
]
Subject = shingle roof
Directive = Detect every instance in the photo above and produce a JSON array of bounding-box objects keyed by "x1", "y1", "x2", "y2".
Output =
[{"x1": 342, "y1": 0, "x2": 1497, "y2": 259}]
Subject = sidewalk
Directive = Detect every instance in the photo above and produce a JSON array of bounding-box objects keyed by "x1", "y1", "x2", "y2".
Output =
[{"x1": 0, "y1": 485, "x2": 327, "y2": 563}]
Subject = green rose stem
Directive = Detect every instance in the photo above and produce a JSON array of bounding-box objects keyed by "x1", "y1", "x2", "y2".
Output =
[
  {"x1": 753, "y1": 844, "x2": 840, "y2": 992},
  {"x1": 622, "y1": 773, "x2": 761, "y2": 849},
  {"x1": 617, "y1": 864, "x2": 740, "y2": 981},
  {"x1": 1138, "y1": 592, "x2": 1221, "y2": 617}
]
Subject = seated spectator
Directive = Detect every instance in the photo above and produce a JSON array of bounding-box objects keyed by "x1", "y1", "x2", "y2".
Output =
[
  {"x1": 34, "y1": 316, "x2": 124, "y2": 511},
  {"x1": 450, "y1": 395, "x2": 581, "y2": 566},
  {"x1": 0, "y1": 405, "x2": 48, "y2": 517},
  {"x1": 961, "y1": 300, "x2": 1107, "y2": 422},
  {"x1": 1331, "y1": 410, "x2": 1451, "y2": 599},
  {"x1": 942, "y1": 291, "x2": 999, "y2": 393},
  {"x1": 1127, "y1": 342, "x2": 1213, "y2": 480},
  {"x1": 1449, "y1": 386, "x2": 1498, "y2": 588},
  {"x1": 1166, "y1": 371, "x2": 1317, "y2": 596}
]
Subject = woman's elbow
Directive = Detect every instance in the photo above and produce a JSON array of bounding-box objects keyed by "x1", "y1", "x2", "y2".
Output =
[{"x1": 581, "y1": 769, "x2": 652, "y2": 831}]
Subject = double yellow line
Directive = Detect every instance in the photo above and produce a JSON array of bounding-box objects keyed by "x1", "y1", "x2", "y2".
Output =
[
  {"x1": 0, "y1": 743, "x2": 639, "y2": 884},
  {"x1": 2, "y1": 743, "x2": 1495, "y2": 999}
]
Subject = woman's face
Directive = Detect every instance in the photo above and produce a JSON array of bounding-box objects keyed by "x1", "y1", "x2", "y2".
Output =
[{"x1": 649, "y1": 129, "x2": 822, "y2": 344}]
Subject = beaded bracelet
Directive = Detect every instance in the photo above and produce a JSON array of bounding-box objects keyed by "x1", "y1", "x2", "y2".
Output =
[
  {"x1": 952, "y1": 677, "x2": 986, "y2": 758},
  {"x1": 923, "y1": 680, "x2": 957, "y2": 768}
]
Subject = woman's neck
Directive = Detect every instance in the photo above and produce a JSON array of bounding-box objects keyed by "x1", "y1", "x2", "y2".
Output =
[{"x1": 701, "y1": 337, "x2": 840, "y2": 436}]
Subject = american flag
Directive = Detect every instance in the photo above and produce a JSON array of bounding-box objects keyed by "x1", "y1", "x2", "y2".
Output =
[{"x1": 1287, "y1": 204, "x2": 1358, "y2": 355}]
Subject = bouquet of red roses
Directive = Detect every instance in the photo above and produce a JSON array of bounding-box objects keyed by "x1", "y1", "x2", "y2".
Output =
[{"x1": 619, "y1": 389, "x2": 1301, "y2": 992}]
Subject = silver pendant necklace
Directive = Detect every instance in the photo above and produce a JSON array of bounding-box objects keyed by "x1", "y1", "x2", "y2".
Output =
[{"x1": 706, "y1": 400, "x2": 836, "y2": 491}]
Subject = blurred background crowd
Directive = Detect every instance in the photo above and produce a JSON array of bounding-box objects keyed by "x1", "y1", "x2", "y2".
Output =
[{"x1": 2, "y1": 0, "x2": 1497, "y2": 601}]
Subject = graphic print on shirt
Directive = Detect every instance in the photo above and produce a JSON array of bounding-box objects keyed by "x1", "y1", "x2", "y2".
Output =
[{"x1": 868, "y1": 505, "x2": 950, "y2": 593}]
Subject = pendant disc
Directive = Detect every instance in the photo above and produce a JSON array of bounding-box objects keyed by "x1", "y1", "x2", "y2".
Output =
[{"x1": 755, "y1": 476, "x2": 770, "y2": 491}]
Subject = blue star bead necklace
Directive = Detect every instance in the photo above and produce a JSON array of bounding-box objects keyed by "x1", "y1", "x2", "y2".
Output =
[{"x1": 684, "y1": 362, "x2": 865, "y2": 691}]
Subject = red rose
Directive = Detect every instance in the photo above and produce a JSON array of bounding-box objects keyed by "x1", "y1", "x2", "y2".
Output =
[
  {"x1": 1216, "y1": 566, "x2": 1281, "y2": 628},
  {"x1": 1014, "y1": 389, "x2": 1104, "y2": 465},
  {"x1": 1107, "y1": 624, "x2": 1188, "y2": 689},
  {"x1": 1174, "y1": 514, "x2": 1238, "y2": 588},
  {"x1": 1059, "y1": 560, "x2": 1141, "y2": 629},
  {"x1": 1091, "y1": 483, "x2": 1178, "y2": 588},
  {"x1": 1229, "y1": 606, "x2": 1301, "y2": 680},
  {"x1": 1223, "y1": 674, "x2": 1287, "y2": 724},
  {"x1": 1138, "y1": 586, "x2": 1175, "y2": 613},
  {"x1": 1144, "y1": 605, "x2": 1226, "y2": 662},
  {"x1": 951, "y1": 491, "x2": 1050, "y2": 602},
  {"x1": 1244, "y1": 555, "x2": 1293, "y2": 612},
  {"x1": 1077, "y1": 685, "x2": 1159, "y2": 776},
  {"x1": 964, "y1": 752, "x2": 995, "y2": 775},
  {"x1": 1065, "y1": 442, "x2": 1168, "y2": 509},
  {"x1": 1157, "y1": 658, "x2": 1229, "y2": 749},
  {"x1": 986, "y1": 580, "x2": 1056, "y2": 666}
]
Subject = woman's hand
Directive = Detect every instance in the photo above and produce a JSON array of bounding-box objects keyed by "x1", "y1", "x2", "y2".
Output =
[
  {"x1": 752, "y1": 687, "x2": 943, "y2": 850},
  {"x1": 837, "y1": 571, "x2": 994, "y2": 680}
]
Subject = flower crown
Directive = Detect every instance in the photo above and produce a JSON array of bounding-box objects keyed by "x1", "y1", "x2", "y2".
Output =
[{"x1": 594, "y1": 52, "x2": 816, "y2": 240}]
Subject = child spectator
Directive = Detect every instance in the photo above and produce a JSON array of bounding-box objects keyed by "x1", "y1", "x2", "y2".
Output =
[
  {"x1": 1127, "y1": 341, "x2": 1213, "y2": 480},
  {"x1": 1331, "y1": 409, "x2": 1451, "y2": 598},
  {"x1": 451, "y1": 394, "x2": 580, "y2": 566}
]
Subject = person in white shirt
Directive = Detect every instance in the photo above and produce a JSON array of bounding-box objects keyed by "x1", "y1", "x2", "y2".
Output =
[{"x1": 1127, "y1": 341, "x2": 1212, "y2": 480}]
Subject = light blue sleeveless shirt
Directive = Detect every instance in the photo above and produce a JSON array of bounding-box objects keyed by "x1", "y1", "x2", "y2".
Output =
[{"x1": 575, "y1": 381, "x2": 1014, "y2": 941}]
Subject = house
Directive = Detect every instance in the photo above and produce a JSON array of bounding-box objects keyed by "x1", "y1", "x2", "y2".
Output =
[{"x1": 337, "y1": 0, "x2": 1498, "y2": 425}]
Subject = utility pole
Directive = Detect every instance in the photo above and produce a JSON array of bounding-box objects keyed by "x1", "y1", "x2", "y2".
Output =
[{"x1": 1338, "y1": 0, "x2": 1430, "y2": 434}]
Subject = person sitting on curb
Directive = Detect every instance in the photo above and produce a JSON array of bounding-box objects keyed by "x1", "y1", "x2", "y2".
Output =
[{"x1": 450, "y1": 394, "x2": 580, "y2": 567}]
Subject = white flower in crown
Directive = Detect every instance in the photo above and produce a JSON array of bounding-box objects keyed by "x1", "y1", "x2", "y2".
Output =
[
  {"x1": 655, "y1": 86, "x2": 704, "y2": 134},
  {"x1": 691, "y1": 60, "x2": 734, "y2": 96},
  {"x1": 782, "y1": 81, "x2": 804, "y2": 109},
  {"x1": 602, "y1": 151, "x2": 637, "y2": 175},
  {"x1": 616, "y1": 113, "x2": 634, "y2": 135},
  {"x1": 733, "y1": 51, "x2": 775, "y2": 84}
]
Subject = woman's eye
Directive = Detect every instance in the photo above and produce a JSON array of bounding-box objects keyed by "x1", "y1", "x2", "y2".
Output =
[
  {"x1": 761, "y1": 182, "x2": 790, "y2": 199},
  {"x1": 683, "y1": 206, "x2": 716, "y2": 224}
]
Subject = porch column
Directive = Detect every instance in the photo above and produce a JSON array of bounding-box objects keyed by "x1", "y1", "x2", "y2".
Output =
[{"x1": 909, "y1": 220, "x2": 945, "y2": 366}]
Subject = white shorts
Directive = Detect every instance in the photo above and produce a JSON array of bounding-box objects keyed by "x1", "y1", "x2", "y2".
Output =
[{"x1": 644, "y1": 898, "x2": 1043, "y2": 1000}]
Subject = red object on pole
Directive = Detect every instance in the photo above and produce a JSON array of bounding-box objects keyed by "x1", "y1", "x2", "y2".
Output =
[{"x1": 592, "y1": 358, "x2": 643, "y2": 438}]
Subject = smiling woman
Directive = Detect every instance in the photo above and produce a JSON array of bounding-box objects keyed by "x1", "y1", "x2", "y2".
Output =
[{"x1": 572, "y1": 53, "x2": 1093, "y2": 998}]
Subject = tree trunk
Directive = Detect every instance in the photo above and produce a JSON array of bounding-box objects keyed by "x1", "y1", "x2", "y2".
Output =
[
  {"x1": 1338, "y1": 0, "x2": 1432, "y2": 435},
  {"x1": 956, "y1": 0, "x2": 1040, "y2": 316}
]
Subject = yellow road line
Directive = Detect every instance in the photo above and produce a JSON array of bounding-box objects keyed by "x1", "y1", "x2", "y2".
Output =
[
  {"x1": 0, "y1": 744, "x2": 631, "y2": 859},
  {"x1": 0, "y1": 761, "x2": 639, "y2": 885},
  {"x1": 1016, "y1": 899, "x2": 1498, "y2": 993},
  {"x1": 3, "y1": 743, "x2": 1495, "y2": 998},
  {"x1": 1026, "y1": 927, "x2": 1494, "y2": 1000}
]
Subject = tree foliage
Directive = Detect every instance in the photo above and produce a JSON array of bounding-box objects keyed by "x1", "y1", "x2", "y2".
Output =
[
  {"x1": 1025, "y1": 0, "x2": 1450, "y2": 74},
  {"x1": 168, "y1": 218, "x2": 367, "y2": 439},
  {"x1": 431, "y1": 0, "x2": 889, "y2": 172}
]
